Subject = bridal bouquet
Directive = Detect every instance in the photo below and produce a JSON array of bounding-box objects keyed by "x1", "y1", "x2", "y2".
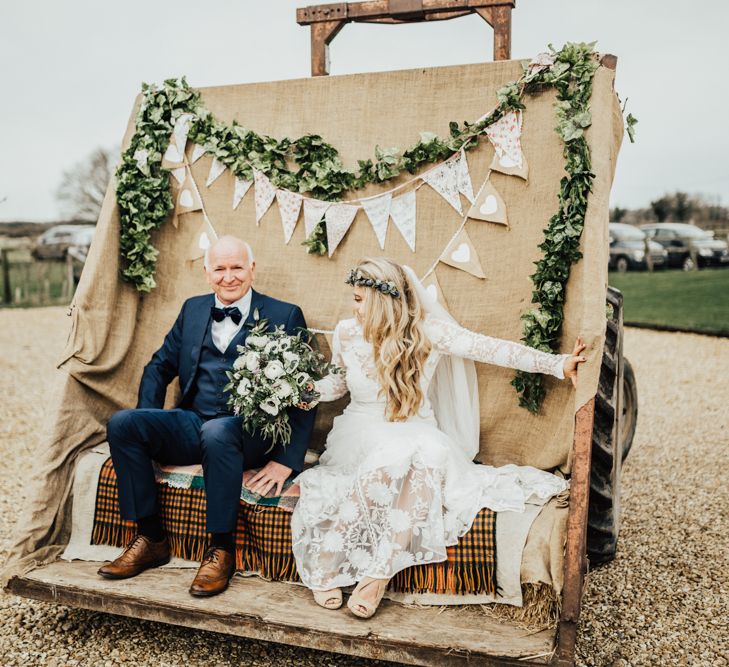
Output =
[{"x1": 225, "y1": 319, "x2": 340, "y2": 448}]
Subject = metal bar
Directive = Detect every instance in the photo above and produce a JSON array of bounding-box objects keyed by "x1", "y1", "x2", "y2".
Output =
[{"x1": 310, "y1": 19, "x2": 347, "y2": 76}]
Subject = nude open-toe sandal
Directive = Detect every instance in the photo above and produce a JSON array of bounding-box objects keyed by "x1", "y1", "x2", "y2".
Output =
[
  {"x1": 347, "y1": 577, "x2": 388, "y2": 619},
  {"x1": 312, "y1": 588, "x2": 343, "y2": 610}
]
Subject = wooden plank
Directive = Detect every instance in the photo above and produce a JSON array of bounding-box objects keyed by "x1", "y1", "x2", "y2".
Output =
[{"x1": 9, "y1": 560, "x2": 555, "y2": 666}]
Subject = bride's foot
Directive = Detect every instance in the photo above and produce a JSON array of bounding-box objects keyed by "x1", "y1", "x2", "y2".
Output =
[
  {"x1": 312, "y1": 588, "x2": 343, "y2": 610},
  {"x1": 347, "y1": 577, "x2": 388, "y2": 619}
]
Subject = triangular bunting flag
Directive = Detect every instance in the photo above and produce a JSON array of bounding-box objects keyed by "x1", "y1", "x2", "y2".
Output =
[
  {"x1": 421, "y1": 159, "x2": 462, "y2": 215},
  {"x1": 172, "y1": 113, "x2": 195, "y2": 153},
  {"x1": 325, "y1": 203, "x2": 359, "y2": 257},
  {"x1": 232, "y1": 177, "x2": 253, "y2": 210},
  {"x1": 254, "y1": 170, "x2": 277, "y2": 224},
  {"x1": 171, "y1": 167, "x2": 187, "y2": 186},
  {"x1": 467, "y1": 176, "x2": 509, "y2": 226},
  {"x1": 389, "y1": 190, "x2": 417, "y2": 252},
  {"x1": 190, "y1": 143, "x2": 206, "y2": 164},
  {"x1": 361, "y1": 193, "x2": 391, "y2": 250},
  {"x1": 133, "y1": 149, "x2": 149, "y2": 175},
  {"x1": 189, "y1": 216, "x2": 218, "y2": 262},
  {"x1": 206, "y1": 158, "x2": 226, "y2": 187},
  {"x1": 161, "y1": 142, "x2": 184, "y2": 168},
  {"x1": 176, "y1": 172, "x2": 203, "y2": 214},
  {"x1": 421, "y1": 271, "x2": 448, "y2": 309},
  {"x1": 275, "y1": 189, "x2": 304, "y2": 244},
  {"x1": 303, "y1": 199, "x2": 331, "y2": 239},
  {"x1": 439, "y1": 228, "x2": 486, "y2": 278},
  {"x1": 485, "y1": 110, "x2": 529, "y2": 180},
  {"x1": 456, "y1": 149, "x2": 475, "y2": 204}
]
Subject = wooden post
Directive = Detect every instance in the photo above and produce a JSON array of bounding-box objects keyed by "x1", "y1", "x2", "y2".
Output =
[
  {"x1": 1, "y1": 248, "x2": 10, "y2": 305},
  {"x1": 644, "y1": 236, "x2": 653, "y2": 272},
  {"x1": 298, "y1": 1, "x2": 516, "y2": 75}
]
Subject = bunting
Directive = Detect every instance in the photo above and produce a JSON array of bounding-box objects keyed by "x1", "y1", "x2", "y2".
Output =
[
  {"x1": 275, "y1": 189, "x2": 304, "y2": 244},
  {"x1": 172, "y1": 113, "x2": 194, "y2": 154},
  {"x1": 325, "y1": 203, "x2": 359, "y2": 257},
  {"x1": 486, "y1": 110, "x2": 529, "y2": 180},
  {"x1": 456, "y1": 149, "x2": 475, "y2": 204},
  {"x1": 190, "y1": 143, "x2": 206, "y2": 164},
  {"x1": 421, "y1": 271, "x2": 448, "y2": 309},
  {"x1": 303, "y1": 199, "x2": 331, "y2": 240},
  {"x1": 232, "y1": 177, "x2": 253, "y2": 210},
  {"x1": 389, "y1": 191, "x2": 417, "y2": 252},
  {"x1": 171, "y1": 167, "x2": 186, "y2": 186},
  {"x1": 439, "y1": 229, "x2": 486, "y2": 278},
  {"x1": 161, "y1": 142, "x2": 184, "y2": 168},
  {"x1": 467, "y1": 176, "x2": 509, "y2": 226},
  {"x1": 206, "y1": 158, "x2": 226, "y2": 187},
  {"x1": 254, "y1": 170, "x2": 277, "y2": 224},
  {"x1": 421, "y1": 158, "x2": 463, "y2": 214},
  {"x1": 189, "y1": 216, "x2": 219, "y2": 262},
  {"x1": 176, "y1": 172, "x2": 203, "y2": 215},
  {"x1": 361, "y1": 193, "x2": 391, "y2": 250}
]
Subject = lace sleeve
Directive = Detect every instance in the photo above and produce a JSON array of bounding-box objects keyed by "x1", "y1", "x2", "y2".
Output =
[
  {"x1": 424, "y1": 316, "x2": 569, "y2": 379},
  {"x1": 313, "y1": 323, "x2": 349, "y2": 401}
]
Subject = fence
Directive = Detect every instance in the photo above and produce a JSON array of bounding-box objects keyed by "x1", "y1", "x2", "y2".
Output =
[{"x1": 0, "y1": 247, "x2": 75, "y2": 307}]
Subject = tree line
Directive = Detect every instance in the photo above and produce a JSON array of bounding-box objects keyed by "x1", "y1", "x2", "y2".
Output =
[{"x1": 611, "y1": 192, "x2": 728, "y2": 231}]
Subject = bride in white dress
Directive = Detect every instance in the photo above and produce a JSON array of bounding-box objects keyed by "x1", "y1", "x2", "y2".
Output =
[{"x1": 291, "y1": 258, "x2": 587, "y2": 618}]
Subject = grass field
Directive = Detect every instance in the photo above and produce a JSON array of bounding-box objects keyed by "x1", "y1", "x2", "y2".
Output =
[{"x1": 608, "y1": 268, "x2": 729, "y2": 335}]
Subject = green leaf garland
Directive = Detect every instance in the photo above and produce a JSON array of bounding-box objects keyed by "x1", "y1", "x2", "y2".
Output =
[{"x1": 116, "y1": 43, "x2": 616, "y2": 412}]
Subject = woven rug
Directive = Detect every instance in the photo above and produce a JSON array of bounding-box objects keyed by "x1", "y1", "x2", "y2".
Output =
[{"x1": 92, "y1": 458, "x2": 497, "y2": 596}]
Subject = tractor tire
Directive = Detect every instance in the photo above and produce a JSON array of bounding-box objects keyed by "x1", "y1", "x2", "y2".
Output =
[{"x1": 587, "y1": 286, "x2": 638, "y2": 566}]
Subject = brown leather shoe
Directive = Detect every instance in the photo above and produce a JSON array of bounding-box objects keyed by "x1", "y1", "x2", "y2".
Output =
[
  {"x1": 189, "y1": 547, "x2": 235, "y2": 597},
  {"x1": 97, "y1": 534, "x2": 170, "y2": 579}
]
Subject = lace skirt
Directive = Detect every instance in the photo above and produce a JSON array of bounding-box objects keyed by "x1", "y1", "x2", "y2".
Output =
[{"x1": 290, "y1": 405, "x2": 568, "y2": 590}]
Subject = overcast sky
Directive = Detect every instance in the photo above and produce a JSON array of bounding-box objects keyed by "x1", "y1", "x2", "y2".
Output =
[{"x1": 1, "y1": 0, "x2": 727, "y2": 221}]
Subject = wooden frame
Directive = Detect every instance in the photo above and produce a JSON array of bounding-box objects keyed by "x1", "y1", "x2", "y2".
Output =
[{"x1": 297, "y1": 0, "x2": 516, "y2": 75}]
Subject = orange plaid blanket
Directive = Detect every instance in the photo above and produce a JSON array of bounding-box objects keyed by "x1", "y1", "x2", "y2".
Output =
[{"x1": 92, "y1": 458, "x2": 497, "y2": 595}]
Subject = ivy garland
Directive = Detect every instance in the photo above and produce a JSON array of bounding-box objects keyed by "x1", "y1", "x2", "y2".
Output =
[{"x1": 116, "y1": 42, "x2": 624, "y2": 412}]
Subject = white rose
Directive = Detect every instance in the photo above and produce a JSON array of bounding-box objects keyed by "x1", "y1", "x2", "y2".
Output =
[
  {"x1": 260, "y1": 397, "x2": 280, "y2": 416},
  {"x1": 237, "y1": 378, "x2": 251, "y2": 396},
  {"x1": 282, "y1": 351, "x2": 300, "y2": 372},
  {"x1": 274, "y1": 380, "x2": 293, "y2": 399},
  {"x1": 247, "y1": 335, "x2": 267, "y2": 348},
  {"x1": 233, "y1": 355, "x2": 247, "y2": 370},
  {"x1": 263, "y1": 360, "x2": 285, "y2": 380},
  {"x1": 245, "y1": 351, "x2": 260, "y2": 372}
]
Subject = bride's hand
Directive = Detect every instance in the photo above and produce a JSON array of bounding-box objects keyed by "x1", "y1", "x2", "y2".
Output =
[{"x1": 563, "y1": 337, "x2": 587, "y2": 387}]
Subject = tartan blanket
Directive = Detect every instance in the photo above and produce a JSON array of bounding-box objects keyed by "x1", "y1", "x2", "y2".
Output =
[{"x1": 92, "y1": 458, "x2": 497, "y2": 596}]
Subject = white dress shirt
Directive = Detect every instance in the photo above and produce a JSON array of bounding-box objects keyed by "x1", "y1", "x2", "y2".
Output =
[{"x1": 212, "y1": 290, "x2": 252, "y2": 353}]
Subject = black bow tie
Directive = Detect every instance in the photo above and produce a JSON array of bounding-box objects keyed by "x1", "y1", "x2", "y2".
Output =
[{"x1": 211, "y1": 305, "x2": 243, "y2": 325}]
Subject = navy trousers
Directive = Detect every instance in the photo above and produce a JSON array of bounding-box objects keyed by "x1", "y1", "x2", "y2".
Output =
[{"x1": 107, "y1": 409, "x2": 273, "y2": 533}]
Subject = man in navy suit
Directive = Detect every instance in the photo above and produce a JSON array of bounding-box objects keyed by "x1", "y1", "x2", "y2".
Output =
[{"x1": 98, "y1": 235, "x2": 316, "y2": 597}]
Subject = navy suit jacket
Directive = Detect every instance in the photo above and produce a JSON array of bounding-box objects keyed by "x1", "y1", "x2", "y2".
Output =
[{"x1": 137, "y1": 289, "x2": 316, "y2": 473}]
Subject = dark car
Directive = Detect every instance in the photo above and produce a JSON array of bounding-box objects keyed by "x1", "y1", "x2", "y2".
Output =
[
  {"x1": 640, "y1": 223, "x2": 729, "y2": 270},
  {"x1": 608, "y1": 223, "x2": 667, "y2": 272},
  {"x1": 32, "y1": 225, "x2": 95, "y2": 260}
]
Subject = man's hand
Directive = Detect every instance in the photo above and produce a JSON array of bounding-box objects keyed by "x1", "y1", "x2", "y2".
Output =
[
  {"x1": 563, "y1": 336, "x2": 588, "y2": 388},
  {"x1": 246, "y1": 460, "x2": 293, "y2": 498}
]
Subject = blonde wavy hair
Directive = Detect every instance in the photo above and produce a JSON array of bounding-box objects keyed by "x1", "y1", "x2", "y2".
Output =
[{"x1": 354, "y1": 258, "x2": 432, "y2": 422}]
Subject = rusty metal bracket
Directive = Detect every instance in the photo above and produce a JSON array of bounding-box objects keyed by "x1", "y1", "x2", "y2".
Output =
[{"x1": 297, "y1": 1, "x2": 516, "y2": 76}]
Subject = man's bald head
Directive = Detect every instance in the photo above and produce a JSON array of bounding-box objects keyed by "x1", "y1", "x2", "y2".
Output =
[{"x1": 203, "y1": 236, "x2": 256, "y2": 305}]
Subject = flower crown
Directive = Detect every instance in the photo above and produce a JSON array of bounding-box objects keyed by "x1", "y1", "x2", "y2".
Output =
[{"x1": 345, "y1": 269, "x2": 401, "y2": 298}]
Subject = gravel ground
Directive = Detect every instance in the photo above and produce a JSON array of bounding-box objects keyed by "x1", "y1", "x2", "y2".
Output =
[{"x1": 1, "y1": 307, "x2": 727, "y2": 666}]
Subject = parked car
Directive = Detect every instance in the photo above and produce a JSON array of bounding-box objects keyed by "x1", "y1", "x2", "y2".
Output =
[
  {"x1": 32, "y1": 225, "x2": 95, "y2": 260},
  {"x1": 640, "y1": 222, "x2": 729, "y2": 270},
  {"x1": 608, "y1": 222, "x2": 667, "y2": 272}
]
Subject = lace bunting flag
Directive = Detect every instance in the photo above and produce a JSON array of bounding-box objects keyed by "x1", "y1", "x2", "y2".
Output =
[
  {"x1": 303, "y1": 199, "x2": 331, "y2": 239},
  {"x1": 254, "y1": 170, "x2": 277, "y2": 224},
  {"x1": 467, "y1": 175, "x2": 509, "y2": 226},
  {"x1": 206, "y1": 158, "x2": 226, "y2": 187},
  {"x1": 325, "y1": 203, "x2": 359, "y2": 257},
  {"x1": 232, "y1": 177, "x2": 252, "y2": 210},
  {"x1": 456, "y1": 149, "x2": 476, "y2": 204},
  {"x1": 389, "y1": 191, "x2": 417, "y2": 252},
  {"x1": 172, "y1": 113, "x2": 194, "y2": 154},
  {"x1": 485, "y1": 110, "x2": 529, "y2": 180},
  {"x1": 190, "y1": 143, "x2": 206, "y2": 164},
  {"x1": 361, "y1": 193, "x2": 392, "y2": 250},
  {"x1": 275, "y1": 189, "x2": 304, "y2": 244},
  {"x1": 439, "y1": 228, "x2": 486, "y2": 278},
  {"x1": 421, "y1": 158, "x2": 462, "y2": 214}
]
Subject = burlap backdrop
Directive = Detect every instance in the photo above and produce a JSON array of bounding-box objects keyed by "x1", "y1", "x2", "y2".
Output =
[{"x1": 2, "y1": 59, "x2": 622, "y2": 581}]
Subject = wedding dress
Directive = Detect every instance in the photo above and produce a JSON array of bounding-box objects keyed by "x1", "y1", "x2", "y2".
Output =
[{"x1": 291, "y1": 315, "x2": 570, "y2": 591}]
